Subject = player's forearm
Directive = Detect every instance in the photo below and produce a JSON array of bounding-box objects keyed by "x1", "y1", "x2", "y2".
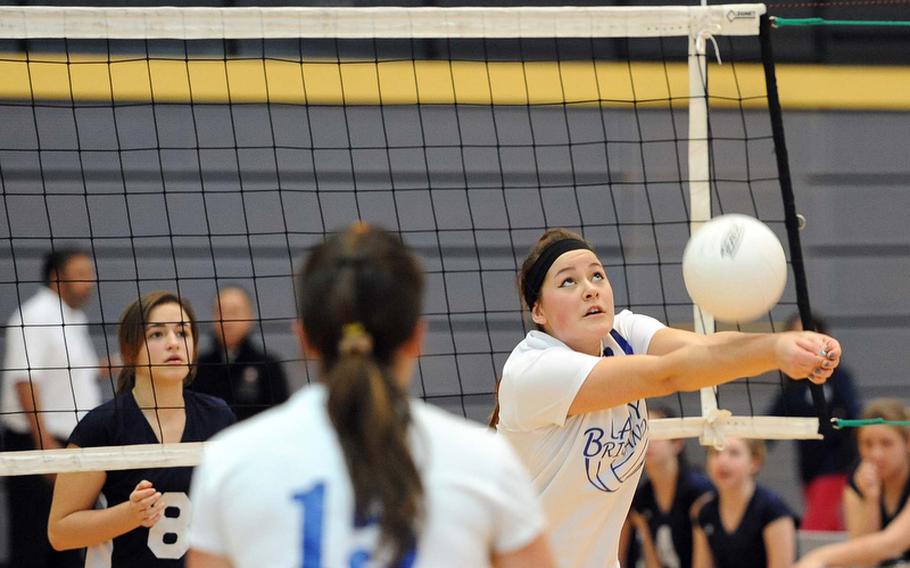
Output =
[
  {"x1": 804, "y1": 531, "x2": 905, "y2": 568},
  {"x1": 661, "y1": 333, "x2": 779, "y2": 393},
  {"x1": 572, "y1": 331, "x2": 827, "y2": 415},
  {"x1": 636, "y1": 529, "x2": 663, "y2": 568},
  {"x1": 48, "y1": 501, "x2": 140, "y2": 550},
  {"x1": 764, "y1": 518, "x2": 796, "y2": 568},
  {"x1": 691, "y1": 530, "x2": 715, "y2": 568},
  {"x1": 845, "y1": 495, "x2": 881, "y2": 538},
  {"x1": 573, "y1": 335, "x2": 778, "y2": 414},
  {"x1": 14, "y1": 381, "x2": 58, "y2": 449},
  {"x1": 848, "y1": 506, "x2": 881, "y2": 538}
]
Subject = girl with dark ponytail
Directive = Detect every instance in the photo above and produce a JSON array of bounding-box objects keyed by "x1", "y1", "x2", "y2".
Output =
[
  {"x1": 188, "y1": 223, "x2": 554, "y2": 568},
  {"x1": 495, "y1": 228, "x2": 842, "y2": 568}
]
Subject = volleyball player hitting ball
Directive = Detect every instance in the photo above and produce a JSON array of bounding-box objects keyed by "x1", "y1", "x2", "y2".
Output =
[
  {"x1": 493, "y1": 228, "x2": 841, "y2": 568},
  {"x1": 48, "y1": 291, "x2": 236, "y2": 566},
  {"x1": 187, "y1": 224, "x2": 554, "y2": 568}
]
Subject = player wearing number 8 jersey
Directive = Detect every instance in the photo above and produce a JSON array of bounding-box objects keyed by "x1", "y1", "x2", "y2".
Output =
[
  {"x1": 187, "y1": 224, "x2": 554, "y2": 568},
  {"x1": 48, "y1": 291, "x2": 236, "y2": 567}
]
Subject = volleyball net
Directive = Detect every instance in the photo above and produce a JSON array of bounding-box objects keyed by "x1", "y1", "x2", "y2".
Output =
[{"x1": 0, "y1": 4, "x2": 822, "y2": 475}]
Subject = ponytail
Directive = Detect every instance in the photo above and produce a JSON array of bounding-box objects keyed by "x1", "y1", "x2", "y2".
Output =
[
  {"x1": 299, "y1": 226, "x2": 425, "y2": 565},
  {"x1": 326, "y1": 323, "x2": 419, "y2": 565}
]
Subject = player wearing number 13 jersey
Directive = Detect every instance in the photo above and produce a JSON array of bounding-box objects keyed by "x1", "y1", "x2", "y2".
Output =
[
  {"x1": 188, "y1": 224, "x2": 554, "y2": 568},
  {"x1": 48, "y1": 292, "x2": 235, "y2": 567},
  {"x1": 191, "y1": 384, "x2": 544, "y2": 567}
]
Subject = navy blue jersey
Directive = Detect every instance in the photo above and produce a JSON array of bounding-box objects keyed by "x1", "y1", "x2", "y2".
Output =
[
  {"x1": 633, "y1": 469, "x2": 714, "y2": 568},
  {"x1": 189, "y1": 337, "x2": 289, "y2": 421},
  {"x1": 696, "y1": 485, "x2": 793, "y2": 568},
  {"x1": 847, "y1": 462, "x2": 910, "y2": 565},
  {"x1": 68, "y1": 390, "x2": 235, "y2": 567}
]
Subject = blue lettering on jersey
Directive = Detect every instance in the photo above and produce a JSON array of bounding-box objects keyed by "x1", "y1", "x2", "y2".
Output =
[
  {"x1": 293, "y1": 483, "x2": 326, "y2": 568},
  {"x1": 583, "y1": 399, "x2": 648, "y2": 492},
  {"x1": 292, "y1": 481, "x2": 416, "y2": 568}
]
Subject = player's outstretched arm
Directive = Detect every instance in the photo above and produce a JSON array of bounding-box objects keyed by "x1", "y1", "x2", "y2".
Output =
[{"x1": 568, "y1": 330, "x2": 840, "y2": 417}]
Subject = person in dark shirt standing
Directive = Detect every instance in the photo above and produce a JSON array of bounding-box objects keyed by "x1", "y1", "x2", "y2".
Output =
[
  {"x1": 768, "y1": 313, "x2": 860, "y2": 531},
  {"x1": 190, "y1": 286, "x2": 290, "y2": 421}
]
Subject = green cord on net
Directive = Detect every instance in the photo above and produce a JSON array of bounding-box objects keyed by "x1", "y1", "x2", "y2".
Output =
[
  {"x1": 773, "y1": 17, "x2": 910, "y2": 27},
  {"x1": 832, "y1": 417, "x2": 910, "y2": 430}
]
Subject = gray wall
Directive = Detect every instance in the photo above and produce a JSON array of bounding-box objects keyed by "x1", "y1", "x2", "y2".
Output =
[
  {"x1": 1, "y1": 101, "x2": 798, "y2": 416},
  {"x1": 786, "y1": 112, "x2": 910, "y2": 398}
]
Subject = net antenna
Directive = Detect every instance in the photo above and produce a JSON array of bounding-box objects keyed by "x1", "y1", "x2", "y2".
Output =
[
  {"x1": 0, "y1": 3, "x2": 820, "y2": 475},
  {"x1": 681, "y1": 4, "x2": 823, "y2": 447}
]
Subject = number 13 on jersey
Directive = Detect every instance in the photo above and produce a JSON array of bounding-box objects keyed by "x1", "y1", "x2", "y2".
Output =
[{"x1": 293, "y1": 482, "x2": 416, "y2": 568}]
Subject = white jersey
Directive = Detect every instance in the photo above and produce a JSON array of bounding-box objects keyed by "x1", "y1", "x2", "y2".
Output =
[
  {"x1": 497, "y1": 309, "x2": 665, "y2": 568},
  {"x1": 189, "y1": 384, "x2": 546, "y2": 568},
  {"x1": 1, "y1": 287, "x2": 101, "y2": 438}
]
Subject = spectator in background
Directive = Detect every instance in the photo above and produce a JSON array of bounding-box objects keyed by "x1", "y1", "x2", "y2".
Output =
[
  {"x1": 692, "y1": 438, "x2": 796, "y2": 568},
  {"x1": 189, "y1": 286, "x2": 289, "y2": 421},
  {"x1": 620, "y1": 406, "x2": 714, "y2": 568},
  {"x1": 768, "y1": 313, "x2": 860, "y2": 531},
  {"x1": 796, "y1": 399, "x2": 910, "y2": 567},
  {"x1": 1, "y1": 247, "x2": 103, "y2": 568}
]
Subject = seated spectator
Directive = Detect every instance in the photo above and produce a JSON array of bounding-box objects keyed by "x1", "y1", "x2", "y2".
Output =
[
  {"x1": 621, "y1": 406, "x2": 714, "y2": 568},
  {"x1": 797, "y1": 399, "x2": 910, "y2": 567},
  {"x1": 768, "y1": 313, "x2": 860, "y2": 531},
  {"x1": 693, "y1": 438, "x2": 796, "y2": 568},
  {"x1": 189, "y1": 286, "x2": 289, "y2": 420}
]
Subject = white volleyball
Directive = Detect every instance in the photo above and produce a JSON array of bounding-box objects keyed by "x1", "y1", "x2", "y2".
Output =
[{"x1": 682, "y1": 214, "x2": 787, "y2": 323}]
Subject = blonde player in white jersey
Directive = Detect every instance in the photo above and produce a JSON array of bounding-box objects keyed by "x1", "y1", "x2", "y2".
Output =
[
  {"x1": 492, "y1": 228, "x2": 843, "y2": 568},
  {"x1": 187, "y1": 223, "x2": 554, "y2": 568}
]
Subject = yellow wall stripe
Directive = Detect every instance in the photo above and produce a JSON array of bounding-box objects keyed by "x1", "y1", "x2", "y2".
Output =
[{"x1": 0, "y1": 54, "x2": 907, "y2": 110}]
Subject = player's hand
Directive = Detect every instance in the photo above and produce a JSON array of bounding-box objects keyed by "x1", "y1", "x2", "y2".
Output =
[
  {"x1": 775, "y1": 331, "x2": 841, "y2": 383},
  {"x1": 127, "y1": 480, "x2": 164, "y2": 528},
  {"x1": 853, "y1": 460, "x2": 881, "y2": 501}
]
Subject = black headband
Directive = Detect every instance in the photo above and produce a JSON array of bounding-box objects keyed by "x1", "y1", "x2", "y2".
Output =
[{"x1": 522, "y1": 238, "x2": 593, "y2": 311}]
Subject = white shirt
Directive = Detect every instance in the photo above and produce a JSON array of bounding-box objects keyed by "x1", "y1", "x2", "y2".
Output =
[
  {"x1": 189, "y1": 385, "x2": 546, "y2": 568},
  {"x1": 1, "y1": 287, "x2": 101, "y2": 438},
  {"x1": 498, "y1": 310, "x2": 665, "y2": 568}
]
